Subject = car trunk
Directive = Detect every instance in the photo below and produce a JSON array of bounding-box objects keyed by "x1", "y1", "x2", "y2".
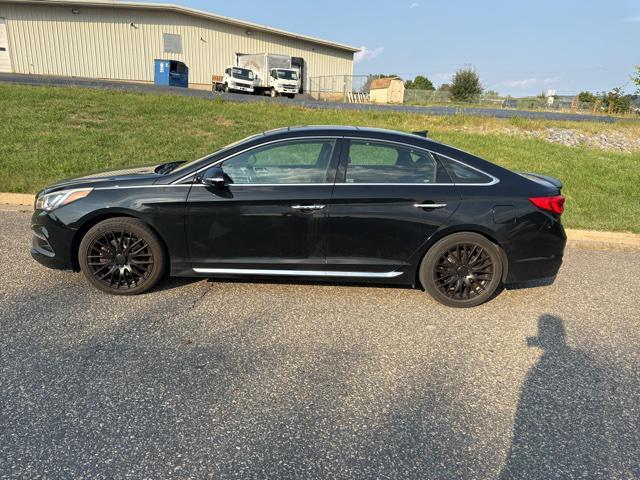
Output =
[{"x1": 518, "y1": 172, "x2": 563, "y2": 193}]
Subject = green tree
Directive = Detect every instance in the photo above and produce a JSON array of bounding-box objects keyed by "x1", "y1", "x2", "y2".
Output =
[
  {"x1": 450, "y1": 67, "x2": 483, "y2": 102},
  {"x1": 632, "y1": 65, "x2": 640, "y2": 93},
  {"x1": 405, "y1": 75, "x2": 435, "y2": 90},
  {"x1": 437, "y1": 83, "x2": 451, "y2": 92},
  {"x1": 577, "y1": 91, "x2": 597, "y2": 104},
  {"x1": 599, "y1": 87, "x2": 632, "y2": 114}
]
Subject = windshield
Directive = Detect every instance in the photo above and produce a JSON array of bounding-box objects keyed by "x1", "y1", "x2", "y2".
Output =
[
  {"x1": 276, "y1": 70, "x2": 299, "y2": 81},
  {"x1": 169, "y1": 133, "x2": 265, "y2": 175},
  {"x1": 232, "y1": 67, "x2": 254, "y2": 81}
]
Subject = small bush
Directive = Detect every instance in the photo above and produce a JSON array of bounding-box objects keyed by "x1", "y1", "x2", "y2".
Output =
[{"x1": 450, "y1": 67, "x2": 483, "y2": 102}]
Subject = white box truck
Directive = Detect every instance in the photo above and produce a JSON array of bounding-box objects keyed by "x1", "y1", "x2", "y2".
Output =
[
  {"x1": 236, "y1": 53, "x2": 300, "y2": 98},
  {"x1": 211, "y1": 66, "x2": 255, "y2": 93}
]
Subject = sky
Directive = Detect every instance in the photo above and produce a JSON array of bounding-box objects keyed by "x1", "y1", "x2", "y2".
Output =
[{"x1": 153, "y1": 0, "x2": 639, "y2": 96}]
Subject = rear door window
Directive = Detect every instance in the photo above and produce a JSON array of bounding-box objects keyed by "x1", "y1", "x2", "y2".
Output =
[{"x1": 344, "y1": 140, "x2": 445, "y2": 184}]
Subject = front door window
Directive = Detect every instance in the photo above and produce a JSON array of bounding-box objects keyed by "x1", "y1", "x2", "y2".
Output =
[{"x1": 222, "y1": 139, "x2": 336, "y2": 185}]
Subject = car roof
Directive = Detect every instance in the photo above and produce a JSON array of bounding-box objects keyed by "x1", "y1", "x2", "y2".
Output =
[
  {"x1": 261, "y1": 125, "x2": 437, "y2": 143},
  {"x1": 164, "y1": 124, "x2": 519, "y2": 186}
]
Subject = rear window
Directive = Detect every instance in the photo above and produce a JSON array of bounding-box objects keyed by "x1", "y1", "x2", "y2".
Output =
[{"x1": 438, "y1": 155, "x2": 494, "y2": 184}]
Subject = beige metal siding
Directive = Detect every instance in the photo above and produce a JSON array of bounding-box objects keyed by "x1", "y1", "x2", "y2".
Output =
[
  {"x1": 0, "y1": 3, "x2": 353, "y2": 88},
  {"x1": 0, "y1": 17, "x2": 11, "y2": 72}
]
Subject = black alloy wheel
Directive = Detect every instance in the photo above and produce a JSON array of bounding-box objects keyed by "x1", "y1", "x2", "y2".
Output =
[
  {"x1": 420, "y1": 232, "x2": 503, "y2": 308},
  {"x1": 79, "y1": 217, "x2": 166, "y2": 295}
]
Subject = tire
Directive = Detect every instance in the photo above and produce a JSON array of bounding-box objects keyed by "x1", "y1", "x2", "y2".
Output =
[
  {"x1": 224, "y1": 83, "x2": 230, "y2": 93},
  {"x1": 419, "y1": 232, "x2": 503, "y2": 308},
  {"x1": 78, "y1": 217, "x2": 167, "y2": 295},
  {"x1": 270, "y1": 88, "x2": 277, "y2": 98}
]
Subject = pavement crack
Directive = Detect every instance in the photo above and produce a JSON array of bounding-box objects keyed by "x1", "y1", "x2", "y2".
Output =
[{"x1": 184, "y1": 281, "x2": 211, "y2": 315}]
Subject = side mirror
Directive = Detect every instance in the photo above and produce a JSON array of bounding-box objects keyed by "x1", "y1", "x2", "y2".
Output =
[{"x1": 201, "y1": 166, "x2": 227, "y2": 187}]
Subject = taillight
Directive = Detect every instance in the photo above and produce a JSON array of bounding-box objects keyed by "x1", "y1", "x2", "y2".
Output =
[{"x1": 529, "y1": 195, "x2": 565, "y2": 215}]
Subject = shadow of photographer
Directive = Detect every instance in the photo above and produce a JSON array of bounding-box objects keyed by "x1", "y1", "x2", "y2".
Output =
[{"x1": 499, "y1": 314, "x2": 611, "y2": 479}]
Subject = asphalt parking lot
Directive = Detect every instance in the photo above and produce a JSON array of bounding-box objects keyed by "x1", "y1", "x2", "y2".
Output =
[{"x1": 1, "y1": 208, "x2": 638, "y2": 479}]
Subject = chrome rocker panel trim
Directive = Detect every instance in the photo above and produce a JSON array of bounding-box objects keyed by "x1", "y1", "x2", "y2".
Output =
[{"x1": 192, "y1": 268, "x2": 404, "y2": 278}]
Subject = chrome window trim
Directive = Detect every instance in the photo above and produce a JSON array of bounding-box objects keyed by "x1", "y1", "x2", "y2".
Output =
[
  {"x1": 171, "y1": 136, "x2": 338, "y2": 185},
  {"x1": 95, "y1": 184, "x2": 193, "y2": 190},
  {"x1": 433, "y1": 151, "x2": 500, "y2": 186},
  {"x1": 190, "y1": 183, "x2": 333, "y2": 187},
  {"x1": 192, "y1": 267, "x2": 403, "y2": 278},
  {"x1": 341, "y1": 136, "x2": 499, "y2": 187},
  {"x1": 171, "y1": 134, "x2": 500, "y2": 187}
]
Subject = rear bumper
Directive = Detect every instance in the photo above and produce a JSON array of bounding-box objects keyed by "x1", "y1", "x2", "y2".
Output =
[
  {"x1": 504, "y1": 216, "x2": 566, "y2": 284},
  {"x1": 506, "y1": 254, "x2": 563, "y2": 283}
]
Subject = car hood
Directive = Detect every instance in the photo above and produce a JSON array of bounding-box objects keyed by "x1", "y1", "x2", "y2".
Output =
[{"x1": 39, "y1": 165, "x2": 162, "y2": 195}]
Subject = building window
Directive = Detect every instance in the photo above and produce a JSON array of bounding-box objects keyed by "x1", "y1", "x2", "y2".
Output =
[{"x1": 163, "y1": 33, "x2": 182, "y2": 54}]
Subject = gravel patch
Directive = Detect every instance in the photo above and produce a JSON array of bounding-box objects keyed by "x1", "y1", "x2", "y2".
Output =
[{"x1": 504, "y1": 127, "x2": 640, "y2": 152}]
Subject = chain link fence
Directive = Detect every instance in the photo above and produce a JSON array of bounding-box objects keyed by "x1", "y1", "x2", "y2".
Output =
[
  {"x1": 308, "y1": 75, "x2": 371, "y2": 102},
  {"x1": 307, "y1": 75, "x2": 610, "y2": 113}
]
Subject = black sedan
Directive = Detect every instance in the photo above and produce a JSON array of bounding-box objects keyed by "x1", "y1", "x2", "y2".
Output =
[{"x1": 31, "y1": 126, "x2": 566, "y2": 307}]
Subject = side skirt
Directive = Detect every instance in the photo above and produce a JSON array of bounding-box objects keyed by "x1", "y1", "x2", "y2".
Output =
[{"x1": 191, "y1": 268, "x2": 404, "y2": 279}]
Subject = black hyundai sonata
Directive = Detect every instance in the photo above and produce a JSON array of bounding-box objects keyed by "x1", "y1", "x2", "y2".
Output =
[{"x1": 31, "y1": 126, "x2": 566, "y2": 307}]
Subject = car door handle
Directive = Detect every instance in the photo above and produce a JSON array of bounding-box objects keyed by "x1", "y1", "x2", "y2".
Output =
[
  {"x1": 291, "y1": 204, "x2": 326, "y2": 210},
  {"x1": 414, "y1": 203, "x2": 447, "y2": 209}
]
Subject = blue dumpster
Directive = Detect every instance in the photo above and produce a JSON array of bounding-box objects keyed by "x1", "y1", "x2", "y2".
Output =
[{"x1": 154, "y1": 59, "x2": 188, "y2": 88}]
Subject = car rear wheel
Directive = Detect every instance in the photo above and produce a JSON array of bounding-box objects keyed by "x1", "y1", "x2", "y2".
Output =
[
  {"x1": 79, "y1": 217, "x2": 166, "y2": 295},
  {"x1": 419, "y1": 232, "x2": 503, "y2": 308}
]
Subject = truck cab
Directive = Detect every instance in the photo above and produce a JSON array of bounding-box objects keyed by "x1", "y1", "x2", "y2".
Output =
[
  {"x1": 220, "y1": 66, "x2": 255, "y2": 93},
  {"x1": 268, "y1": 68, "x2": 299, "y2": 98}
]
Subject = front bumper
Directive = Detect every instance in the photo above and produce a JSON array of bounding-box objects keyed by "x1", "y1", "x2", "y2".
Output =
[
  {"x1": 30, "y1": 210, "x2": 77, "y2": 271},
  {"x1": 232, "y1": 85, "x2": 254, "y2": 93}
]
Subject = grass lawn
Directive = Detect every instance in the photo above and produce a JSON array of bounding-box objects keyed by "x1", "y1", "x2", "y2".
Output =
[{"x1": 1, "y1": 83, "x2": 639, "y2": 232}]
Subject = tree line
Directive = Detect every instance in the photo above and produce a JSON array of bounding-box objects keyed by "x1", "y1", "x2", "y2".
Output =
[
  {"x1": 362, "y1": 67, "x2": 483, "y2": 102},
  {"x1": 576, "y1": 66, "x2": 640, "y2": 114},
  {"x1": 362, "y1": 65, "x2": 640, "y2": 113}
]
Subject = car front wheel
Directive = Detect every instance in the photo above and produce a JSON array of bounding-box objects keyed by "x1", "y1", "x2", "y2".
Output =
[
  {"x1": 419, "y1": 232, "x2": 503, "y2": 308},
  {"x1": 78, "y1": 217, "x2": 167, "y2": 295}
]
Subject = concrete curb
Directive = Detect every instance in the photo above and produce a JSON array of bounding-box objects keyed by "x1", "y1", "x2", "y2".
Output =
[
  {"x1": 1, "y1": 193, "x2": 638, "y2": 252},
  {"x1": 565, "y1": 229, "x2": 640, "y2": 253},
  {"x1": 0, "y1": 192, "x2": 34, "y2": 206}
]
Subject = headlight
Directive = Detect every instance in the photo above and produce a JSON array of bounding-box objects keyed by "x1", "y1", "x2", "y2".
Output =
[{"x1": 35, "y1": 188, "x2": 93, "y2": 212}]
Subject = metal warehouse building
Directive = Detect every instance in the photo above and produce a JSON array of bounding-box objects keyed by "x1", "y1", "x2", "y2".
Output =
[{"x1": 0, "y1": 0, "x2": 357, "y2": 90}]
